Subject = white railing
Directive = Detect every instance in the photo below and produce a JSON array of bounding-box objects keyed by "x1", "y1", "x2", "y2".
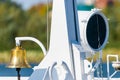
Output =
[{"x1": 107, "y1": 55, "x2": 119, "y2": 80}]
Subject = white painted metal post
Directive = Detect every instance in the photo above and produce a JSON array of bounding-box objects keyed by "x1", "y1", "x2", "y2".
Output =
[
  {"x1": 72, "y1": 43, "x2": 86, "y2": 80},
  {"x1": 28, "y1": 0, "x2": 80, "y2": 79}
]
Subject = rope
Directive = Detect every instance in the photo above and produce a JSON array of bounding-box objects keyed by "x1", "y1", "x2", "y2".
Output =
[
  {"x1": 96, "y1": 14, "x2": 103, "y2": 80},
  {"x1": 47, "y1": 0, "x2": 49, "y2": 51},
  {"x1": 96, "y1": 14, "x2": 100, "y2": 48}
]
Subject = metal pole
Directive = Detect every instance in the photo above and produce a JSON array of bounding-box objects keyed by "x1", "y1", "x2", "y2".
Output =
[{"x1": 16, "y1": 68, "x2": 21, "y2": 80}]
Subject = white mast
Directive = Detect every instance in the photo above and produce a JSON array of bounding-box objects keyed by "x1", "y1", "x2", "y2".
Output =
[{"x1": 28, "y1": 0, "x2": 80, "y2": 80}]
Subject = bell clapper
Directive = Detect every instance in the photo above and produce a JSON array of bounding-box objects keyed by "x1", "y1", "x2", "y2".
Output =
[{"x1": 16, "y1": 68, "x2": 21, "y2": 80}]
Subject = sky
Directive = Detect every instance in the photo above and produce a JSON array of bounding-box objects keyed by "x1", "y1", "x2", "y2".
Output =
[
  {"x1": 11, "y1": 0, "x2": 93, "y2": 10},
  {"x1": 12, "y1": 0, "x2": 51, "y2": 10}
]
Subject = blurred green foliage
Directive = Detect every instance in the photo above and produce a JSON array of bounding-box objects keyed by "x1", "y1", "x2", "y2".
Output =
[
  {"x1": 103, "y1": 1, "x2": 120, "y2": 48},
  {"x1": 0, "y1": 1, "x2": 120, "y2": 51},
  {"x1": 0, "y1": 1, "x2": 50, "y2": 51}
]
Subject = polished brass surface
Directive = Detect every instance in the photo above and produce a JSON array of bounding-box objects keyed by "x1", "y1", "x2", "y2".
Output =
[{"x1": 7, "y1": 46, "x2": 31, "y2": 68}]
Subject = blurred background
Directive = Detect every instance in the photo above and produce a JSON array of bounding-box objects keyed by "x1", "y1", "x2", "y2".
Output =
[{"x1": 0, "y1": 0, "x2": 120, "y2": 64}]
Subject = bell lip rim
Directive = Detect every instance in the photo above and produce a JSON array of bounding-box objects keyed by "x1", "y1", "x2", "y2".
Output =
[{"x1": 6, "y1": 65, "x2": 31, "y2": 68}]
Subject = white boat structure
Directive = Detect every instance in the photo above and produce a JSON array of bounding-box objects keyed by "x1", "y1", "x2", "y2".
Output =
[{"x1": 1, "y1": 0, "x2": 120, "y2": 80}]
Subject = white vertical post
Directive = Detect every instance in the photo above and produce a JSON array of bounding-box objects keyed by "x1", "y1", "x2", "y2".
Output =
[
  {"x1": 29, "y1": 0, "x2": 80, "y2": 79},
  {"x1": 48, "y1": 0, "x2": 80, "y2": 78},
  {"x1": 72, "y1": 43, "x2": 85, "y2": 80}
]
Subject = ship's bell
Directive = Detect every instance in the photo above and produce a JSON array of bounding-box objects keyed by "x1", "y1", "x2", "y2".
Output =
[{"x1": 7, "y1": 46, "x2": 31, "y2": 68}]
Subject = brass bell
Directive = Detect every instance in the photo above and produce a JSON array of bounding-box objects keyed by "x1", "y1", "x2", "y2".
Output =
[{"x1": 7, "y1": 46, "x2": 31, "y2": 68}]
